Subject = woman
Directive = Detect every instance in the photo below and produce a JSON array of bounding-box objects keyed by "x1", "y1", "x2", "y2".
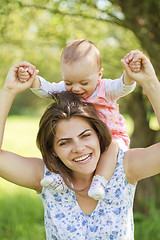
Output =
[{"x1": 0, "y1": 52, "x2": 160, "y2": 239}]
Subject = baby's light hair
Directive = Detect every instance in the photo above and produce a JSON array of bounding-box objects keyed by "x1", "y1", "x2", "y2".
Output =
[{"x1": 61, "y1": 39, "x2": 101, "y2": 70}]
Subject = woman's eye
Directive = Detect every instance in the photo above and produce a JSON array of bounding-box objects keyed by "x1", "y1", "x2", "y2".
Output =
[
  {"x1": 59, "y1": 141, "x2": 68, "y2": 146},
  {"x1": 81, "y1": 133, "x2": 91, "y2": 139}
]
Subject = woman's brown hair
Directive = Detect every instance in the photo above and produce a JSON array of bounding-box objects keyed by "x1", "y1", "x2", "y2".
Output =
[{"x1": 36, "y1": 91, "x2": 111, "y2": 187}]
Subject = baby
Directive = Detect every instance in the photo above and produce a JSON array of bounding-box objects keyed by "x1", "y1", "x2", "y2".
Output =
[{"x1": 18, "y1": 40, "x2": 141, "y2": 200}]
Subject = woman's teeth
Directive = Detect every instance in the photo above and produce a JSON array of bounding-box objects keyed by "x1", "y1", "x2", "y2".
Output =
[{"x1": 74, "y1": 154, "x2": 90, "y2": 162}]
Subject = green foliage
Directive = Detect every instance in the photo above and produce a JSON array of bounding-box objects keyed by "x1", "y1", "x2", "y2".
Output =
[
  {"x1": 0, "y1": 0, "x2": 141, "y2": 114},
  {"x1": 134, "y1": 203, "x2": 160, "y2": 240},
  {"x1": 0, "y1": 179, "x2": 45, "y2": 240}
]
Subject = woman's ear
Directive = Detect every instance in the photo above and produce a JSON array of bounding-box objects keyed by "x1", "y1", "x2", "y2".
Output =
[{"x1": 98, "y1": 68, "x2": 103, "y2": 80}]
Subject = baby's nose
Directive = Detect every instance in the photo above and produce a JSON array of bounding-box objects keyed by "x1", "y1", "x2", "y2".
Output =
[{"x1": 72, "y1": 85, "x2": 81, "y2": 92}]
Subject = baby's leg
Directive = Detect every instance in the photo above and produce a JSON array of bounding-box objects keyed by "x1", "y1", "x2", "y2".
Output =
[
  {"x1": 40, "y1": 173, "x2": 68, "y2": 192},
  {"x1": 88, "y1": 140, "x2": 119, "y2": 200}
]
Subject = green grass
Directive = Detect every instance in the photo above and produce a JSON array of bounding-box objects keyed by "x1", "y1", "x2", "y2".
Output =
[
  {"x1": 0, "y1": 179, "x2": 45, "y2": 240},
  {"x1": 1, "y1": 116, "x2": 45, "y2": 240},
  {"x1": 134, "y1": 205, "x2": 160, "y2": 240},
  {"x1": 0, "y1": 115, "x2": 160, "y2": 239},
  {"x1": 2, "y1": 116, "x2": 41, "y2": 157}
]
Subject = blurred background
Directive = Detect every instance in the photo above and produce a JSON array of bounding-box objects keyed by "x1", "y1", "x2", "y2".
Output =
[{"x1": 0, "y1": 0, "x2": 160, "y2": 239}]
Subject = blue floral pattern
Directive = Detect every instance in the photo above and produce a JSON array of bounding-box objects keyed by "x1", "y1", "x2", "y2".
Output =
[{"x1": 39, "y1": 149, "x2": 136, "y2": 240}]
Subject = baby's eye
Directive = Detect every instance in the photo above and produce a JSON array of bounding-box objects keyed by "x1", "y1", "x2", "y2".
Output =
[
  {"x1": 81, "y1": 82, "x2": 88, "y2": 86},
  {"x1": 65, "y1": 82, "x2": 72, "y2": 86}
]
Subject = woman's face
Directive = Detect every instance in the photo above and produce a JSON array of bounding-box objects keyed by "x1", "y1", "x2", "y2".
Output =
[{"x1": 53, "y1": 116, "x2": 101, "y2": 178}]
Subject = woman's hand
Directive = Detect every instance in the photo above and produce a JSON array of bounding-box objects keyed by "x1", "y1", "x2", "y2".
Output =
[
  {"x1": 3, "y1": 61, "x2": 39, "y2": 96},
  {"x1": 121, "y1": 50, "x2": 158, "y2": 91}
]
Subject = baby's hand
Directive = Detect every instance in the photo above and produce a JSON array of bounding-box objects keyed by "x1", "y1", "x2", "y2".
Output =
[
  {"x1": 18, "y1": 63, "x2": 38, "y2": 82},
  {"x1": 121, "y1": 50, "x2": 158, "y2": 87},
  {"x1": 129, "y1": 59, "x2": 142, "y2": 73},
  {"x1": 123, "y1": 50, "x2": 142, "y2": 73},
  {"x1": 18, "y1": 67, "x2": 31, "y2": 82}
]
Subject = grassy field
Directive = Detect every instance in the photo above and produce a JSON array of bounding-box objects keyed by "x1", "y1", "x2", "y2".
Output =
[
  {"x1": 1, "y1": 116, "x2": 45, "y2": 239},
  {"x1": 2, "y1": 116, "x2": 41, "y2": 157},
  {"x1": 0, "y1": 179, "x2": 45, "y2": 240},
  {"x1": 0, "y1": 116, "x2": 160, "y2": 239}
]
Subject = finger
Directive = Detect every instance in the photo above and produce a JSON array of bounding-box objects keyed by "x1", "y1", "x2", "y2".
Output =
[
  {"x1": 19, "y1": 67, "x2": 26, "y2": 73},
  {"x1": 14, "y1": 62, "x2": 36, "y2": 73},
  {"x1": 129, "y1": 61, "x2": 141, "y2": 68},
  {"x1": 28, "y1": 68, "x2": 33, "y2": 75},
  {"x1": 132, "y1": 52, "x2": 144, "y2": 62},
  {"x1": 124, "y1": 53, "x2": 136, "y2": 63},
  {"x1": 19, "y1": 69, "x2": 39, "y2": 86},
  {"x1": 121, "y1": 59, "x2": 133, "y2": 75},
  {"x1": 130, "y1": 66, "x2": 141, "y2": 72},
  {"x1": 18, "y1": 77, "x2": 30, "y2": 82},
  {"x1": 129, "y1": 65, "x2": 141, "y2": 71},
  {"x1": 19, "y1": 67, "x2": 29, "y2": 73},
  {"x1": 18, "y1": 71, "x2": 30, "y2": 77},
  {"x1": 28, "y1": 70, "x2": 39, "y2": 84},
  {"x1": 18, "y1": 73, "x2": 30, "y2": 82},
  {"x1": 131, "y1": 68, "x2": 141, "y2": 73},
  {"x1": 19, "y1": 79, "x2": 29, "y2": 82},
  {"x1": 14, "y1": 61, "x2": 32, "y2": 69},
  {"x1": 28, "y1": 64, "x2": 36, "y2": 73},
  {"x1": 123, "y1": 50, "x2": 142, "y2": 63},
  {"x1": 123, "y1": 53, "x2": 133, "y2": 63}
]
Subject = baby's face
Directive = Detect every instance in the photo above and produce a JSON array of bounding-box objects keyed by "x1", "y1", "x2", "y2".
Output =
[{"x1": 61, "y1": 57, "x2": 102, "y2": 99}]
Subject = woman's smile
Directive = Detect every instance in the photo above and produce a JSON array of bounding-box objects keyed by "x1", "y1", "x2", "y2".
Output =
[
  {"x1": 53, "y1": 117, "x2": 101, "y2": 176},
  {"x1": 73, "y1": 153, "x2": 92, "y2": 164}
]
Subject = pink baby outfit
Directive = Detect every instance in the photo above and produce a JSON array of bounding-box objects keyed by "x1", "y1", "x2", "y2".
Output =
[
  {"x1": 31, "y1": 75, "x2": 136, "y2": 148},
  {"x1": 86, "y1": 79, "x2": 130, "y2": 147}
]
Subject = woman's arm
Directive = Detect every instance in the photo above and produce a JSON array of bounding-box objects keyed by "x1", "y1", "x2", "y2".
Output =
[
  {"x1": 0, "y1": 62, "x2": 44, "y2": 192},
  {"x1": 122, "y1": 51, "x2": 160, "y2": 126},
  {"x1": 124, "y1": 143, "x2": 160, "y2": 185},
  {"x1": 121, "y1": 52, "x2": 160, "y2": 184}
]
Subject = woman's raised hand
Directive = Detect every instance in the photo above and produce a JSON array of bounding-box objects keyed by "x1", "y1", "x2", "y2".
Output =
[
  {"x1": 121, "y1": 50, "x2": 158, "y2": 90},
  {"x1": 3, "y1": 61, "x2": 39, "y2": 96}
]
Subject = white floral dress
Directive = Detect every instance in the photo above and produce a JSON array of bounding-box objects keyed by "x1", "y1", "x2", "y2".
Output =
[{"x1": 39, "y1": 149, "x2": 136, "y2": 240}]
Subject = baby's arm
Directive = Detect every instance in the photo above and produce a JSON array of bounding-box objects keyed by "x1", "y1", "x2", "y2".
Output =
[
  {"x1": 30, "y1": 76, "x2": 66, "y2": 99},
  {"x1": 123, "y1": 50, "x2": 142, "y2": 85}
]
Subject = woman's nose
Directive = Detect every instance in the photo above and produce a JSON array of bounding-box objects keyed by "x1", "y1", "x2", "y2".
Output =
[{"x1": 72, "y1": 141, "x2": 85, "y2": 153}]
